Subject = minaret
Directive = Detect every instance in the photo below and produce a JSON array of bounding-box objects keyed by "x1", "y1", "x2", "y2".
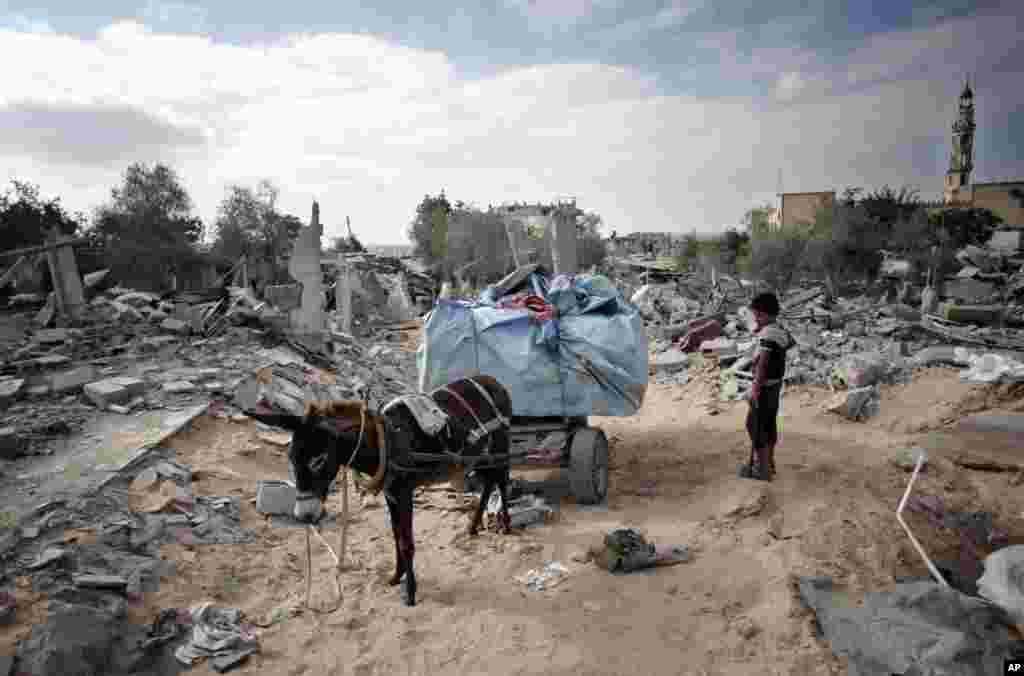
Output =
[{"x1": 944, "y1": 79, "x2": 976, "y2": 205}]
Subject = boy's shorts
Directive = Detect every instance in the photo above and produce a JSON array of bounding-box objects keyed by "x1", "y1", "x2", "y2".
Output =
[{"x1": 746, "y1": 383, "x2": 781, "y2": 449}]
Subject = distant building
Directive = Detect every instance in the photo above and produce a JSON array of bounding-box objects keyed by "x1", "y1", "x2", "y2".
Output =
[
  {"x1": 779, "y1": 191, "x2": 835, "y2": 229},
  {"x1": 944, "y1": 80, "x2": 976, "y2": 205}
]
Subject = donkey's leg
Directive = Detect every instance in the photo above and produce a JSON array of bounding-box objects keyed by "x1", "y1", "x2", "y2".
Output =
[
  {"x1": 495, "y1": 471, "x2": 512, "y2": 535},
  {"x1": 468, "y1": 474, "x2": 496, "y2": 537},
  {"x1": 395, "y1": 479, "x2": 417, "y2": 607},
  {"x1": 385, "y1": 496, "x2": 404, "y2": 586}
]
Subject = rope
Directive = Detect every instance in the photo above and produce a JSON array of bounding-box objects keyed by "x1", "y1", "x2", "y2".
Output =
[{"x1": 304, "y1": 524, "x2": 342, "y2": 614}]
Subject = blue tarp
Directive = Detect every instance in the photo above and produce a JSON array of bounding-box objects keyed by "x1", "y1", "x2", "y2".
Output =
[{"x1": 416, "y1": 273, "x2": 649, "y2": 418}]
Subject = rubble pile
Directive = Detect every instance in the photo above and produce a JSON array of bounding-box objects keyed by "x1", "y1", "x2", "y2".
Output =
[
  {"x1": 325, "y1": 252, "x2": 434, "y2": 327},
  {"x1": 631, "y1": 238, "x2": 1024, "y2": 414}
]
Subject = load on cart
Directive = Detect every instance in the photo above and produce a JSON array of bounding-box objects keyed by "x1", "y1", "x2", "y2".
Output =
[{"x1": 418, "y1": 264, "x2": 649, "y2": 504}]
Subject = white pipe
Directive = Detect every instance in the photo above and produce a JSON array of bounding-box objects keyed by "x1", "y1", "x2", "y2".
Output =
[{"x1": 896, "y1": 452, "x2": 950, "y2": 588}]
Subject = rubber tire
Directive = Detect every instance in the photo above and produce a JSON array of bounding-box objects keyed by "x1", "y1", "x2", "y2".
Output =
[{"x1": 569, "y1": 427, "x2": 609, "y2": 505}]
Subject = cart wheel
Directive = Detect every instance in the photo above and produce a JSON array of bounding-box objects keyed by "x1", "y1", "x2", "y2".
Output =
[{"x1": 569, "y1": 427, "x2": 608, "y2": 505}]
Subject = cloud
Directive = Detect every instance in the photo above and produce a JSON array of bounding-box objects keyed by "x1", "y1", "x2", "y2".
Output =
[
  {"x1": 0, "y1": 102, "x2": 206, "y2": 168},
  {"x1": 0, "y1": 10, "x2": 1020, "y2": 244}
]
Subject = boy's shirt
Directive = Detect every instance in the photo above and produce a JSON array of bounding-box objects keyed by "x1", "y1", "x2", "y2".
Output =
[{"x1": 751, "y1": 322, "x2": 794, "y2": 397}]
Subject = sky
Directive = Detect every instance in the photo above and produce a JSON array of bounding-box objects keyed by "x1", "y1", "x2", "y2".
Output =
[{"x1": 1, "y1": 0, "x2": 1021, "y2": 245}]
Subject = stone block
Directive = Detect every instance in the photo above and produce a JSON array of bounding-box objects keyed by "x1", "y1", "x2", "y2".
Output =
[
  {"x1": 45, "y1": 366, "x2": 98, "y2": 394},
  {"x1": 84, "y1": 377, "x2": 147, "y2": 408},
  {"x1": 700, "y1": 337, "x2": 738, "y2": 356}
]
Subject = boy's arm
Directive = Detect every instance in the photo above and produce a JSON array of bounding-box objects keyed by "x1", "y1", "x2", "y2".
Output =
[{"x1": 751, "y1": 349, "x2": 768, "y2": 403}]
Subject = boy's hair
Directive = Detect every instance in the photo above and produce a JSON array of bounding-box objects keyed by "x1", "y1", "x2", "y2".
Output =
[{"x1": 750, "y1": 292, "x2": 781, "y2": 317}]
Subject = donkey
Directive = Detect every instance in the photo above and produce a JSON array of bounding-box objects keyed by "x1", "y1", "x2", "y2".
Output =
[{"x1": 249, "y1": 374, "x2": 515, "y2": 607}]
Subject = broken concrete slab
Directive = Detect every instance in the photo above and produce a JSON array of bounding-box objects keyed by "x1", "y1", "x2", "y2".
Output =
[
  {"x1": 45, "y1": 365, "x2": 98, "y2": 394},
  {"x1": 33, "y1": 328, "x2": 69, "y2": 344},
  {"x1": 162, "y1": 381, "x2": 196, "y2": 394},
  {"x1": 83, "y1": 377, "x2": 147, "y2": 408}
]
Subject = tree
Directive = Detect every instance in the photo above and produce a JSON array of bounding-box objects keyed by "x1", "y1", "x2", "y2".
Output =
[
  {"x1": 0, "y1": 180, "x2": 84, "y2": 251},
  {"x1": 93, "y1": 163, "x2": 205, "y2": 291},
  {"x1": 576, "y1": 211, "x2": 608, "y2": 269},
  {"x1": 742, "y1": 204, "x2": 775, "y2": 237},
  {"x1": 95, "y1": 163, "x2": 203, "y2": 247},
  {"x1": 212, "y1": 180, "x2": 303, "y2": 284},
  {"x1": 407, "y1": 192, "x2": 452, "y2": 278}
]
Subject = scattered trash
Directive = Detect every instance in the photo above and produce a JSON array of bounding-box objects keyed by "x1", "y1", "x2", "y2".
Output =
[
  {"x1": 174, "y1": 602, "x2": 260, "y2": 667},
  {"x1": 515, "y1": 561, "x2": 570, "y2": 592},
  {"x1": 486, "y1": 492, "x2": 553, "y2": 529},
  {"x1": 957, "y1": 349, "x2": 1024, "y2": 383},
  {"x1": 593, "y1": 528, "x2": 690, "y2": 574}
]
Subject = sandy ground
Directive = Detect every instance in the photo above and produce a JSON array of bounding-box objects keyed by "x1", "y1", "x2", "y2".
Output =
[{"x1": 7, "y1": 363, "x2": 1024, "y2": 675}]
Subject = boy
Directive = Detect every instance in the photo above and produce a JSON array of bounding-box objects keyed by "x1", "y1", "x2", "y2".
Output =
[{"x1": 738, "y1": 292, "x2": 794, "y2": 482}]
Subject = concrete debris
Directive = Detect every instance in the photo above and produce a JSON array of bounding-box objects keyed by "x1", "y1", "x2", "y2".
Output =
[
  {"x1": 823, "y1": 386, "x2": 880, "y2": 421},
  {"x1": 0, "y1": 378, "x2": 25, "y2": 407},
  {"x1": 84, "y1": 377, "x2": 147, "y2": 408}
]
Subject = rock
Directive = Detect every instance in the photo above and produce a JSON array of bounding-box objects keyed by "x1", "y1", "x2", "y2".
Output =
[
  {"x1": 160, "y1": 318, "x2": 190, "y2": 335},
  {"x1": 162, "y1": 381, "x2": 196, "y2": 394},
  {"x1": 131, "y1": 468, "x2": 160, "y2": 491},
  {"x1": 0, "y1": 427, "x2": 27, "y2": 460},
  {"x1": 84, "y1": 377, "x2": 147, "y2": 408},
  {"x1": 45, "y1": 365, "x2": 98, "y2": 394},
  {"x1": 653, "y1": 350, "x2": 688, "y2": 374},
  {"x1": 33, "y1": 329, "x2": 69, "y2": 344},
  {"x1": 113, "y1": 291, "x2": 159, "y2": 308},
  {"x1": 0, "y1": 379, "x2": 25, "y2": 407},
  {"x1": 823, "y1": 386, "x2": 880, "y2": 421}
]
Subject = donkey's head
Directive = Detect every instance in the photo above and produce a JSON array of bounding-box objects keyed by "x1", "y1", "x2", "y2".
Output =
[{"x1": 249, "y1": 399, "x2": 378, "y2": 522}]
